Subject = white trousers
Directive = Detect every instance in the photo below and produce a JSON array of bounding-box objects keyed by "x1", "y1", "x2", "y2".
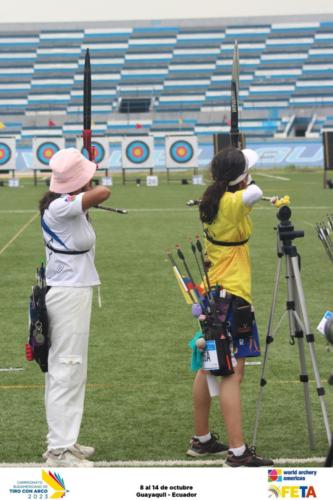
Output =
[{"x1": 45, "y1": 286, "x2": 93, "y2": 450}]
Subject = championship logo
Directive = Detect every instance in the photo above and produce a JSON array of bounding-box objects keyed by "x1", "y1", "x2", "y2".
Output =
[{"x1": 42, "y1": 470, "x2": 67, "y2": 499}]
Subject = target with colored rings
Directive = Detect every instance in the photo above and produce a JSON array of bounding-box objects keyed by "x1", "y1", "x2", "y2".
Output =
[
  {"x1": 36, "y1": 142, "x2": 60, "y2": 166},
  {"x1": 81, "y1": 142, "x2": 105, "y2": 163},
  {"x1": 126, "y1": 141, "x2": 150, "y2": 164},
  {"x1": 0, "y1": 143, "x2": 12, "y2": 166},
  {"x1": 170, "y1": 140, "x2": 194, "y2": 164}
]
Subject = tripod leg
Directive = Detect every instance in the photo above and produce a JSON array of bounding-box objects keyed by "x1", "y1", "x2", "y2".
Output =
[
  {"x1": 286, "y1": 256, "x2": 316, "y2": 449},
  {"x1": 252, "y1": 254, "x2": 283, "y2": 447},
  {"x1": 324, "y1": 438, "x2": 333, "y2": 467},
  {"x1": 290, "y1": 254, "x2": 332, "y2": 446}
]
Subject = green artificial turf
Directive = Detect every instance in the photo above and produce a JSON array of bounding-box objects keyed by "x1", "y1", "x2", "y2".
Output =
[{"x1": 0, "y1": 170, "x2": 332, "y2": 465}]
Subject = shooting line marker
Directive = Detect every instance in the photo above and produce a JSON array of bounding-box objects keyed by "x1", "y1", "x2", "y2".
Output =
[
  {"x1": 0, "y1": 212, "x2": 39, "y2": 257},
  {"x1": 255, "y1": 172, "x2": 290, "y2": 181},
  {"x1": 0, "y1": 368, "x2": 24, "y2": 372},
  {"x1": 0, "y1": 457, "x2": 326, "y2": 467}
]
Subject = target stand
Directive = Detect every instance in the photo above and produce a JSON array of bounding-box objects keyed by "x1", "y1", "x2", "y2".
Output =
[
  {"x1": 76, "y1": 137, "x2": 111, "y2": 184},
  {"x1": 165, "y1": 136, "x2": 199, "y2": 184},
  {"x1": 32, "y1": 138, "x2": 65, "y2": 186},
  {"x1": 0, "y1": 138, "x2": 18, "y2": 186},
  {"x1": 121, "y1": 137, "x2": 156, "y2": 185},
  {"x1": 122, "y1": 167, "x2": 156, "y2": 186},
  {"x1": 166, "y1": 166, "x2": 202, "y2": 184}
]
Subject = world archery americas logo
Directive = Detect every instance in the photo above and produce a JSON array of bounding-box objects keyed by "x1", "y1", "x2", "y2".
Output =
[
  {"x1": 42, "y1": 470, "x2": 67, "y2": 499},
  {"x1": 268, "y1": 469, "x2": 283, "y2": 482}
]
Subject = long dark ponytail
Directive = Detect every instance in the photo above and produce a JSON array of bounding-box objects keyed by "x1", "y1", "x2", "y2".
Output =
[{"x1": 199, "y1": 147, "x2": 246, "y2": 224}]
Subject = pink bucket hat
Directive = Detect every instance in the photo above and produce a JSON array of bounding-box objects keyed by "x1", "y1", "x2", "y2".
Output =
[{"x1": 50, "y1": 148, "x2": 96, "y2": 194}]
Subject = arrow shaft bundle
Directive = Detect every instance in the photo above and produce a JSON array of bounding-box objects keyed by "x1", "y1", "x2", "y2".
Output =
[{"x1": 316, "y1": 217, "x2": 333, "y2": 263}]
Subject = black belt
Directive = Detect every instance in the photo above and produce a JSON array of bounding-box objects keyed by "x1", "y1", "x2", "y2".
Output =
[
  {"x1": 46, "y1": 242, "x2": 89, "y2": 255},
  {"x1": 205, "y1": 231, "x2": 249, "y2": 247}
]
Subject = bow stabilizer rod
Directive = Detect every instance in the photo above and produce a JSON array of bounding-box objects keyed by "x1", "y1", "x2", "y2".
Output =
[{"x1": 95, "y1": 205, "x2": 128, "y2": 214}]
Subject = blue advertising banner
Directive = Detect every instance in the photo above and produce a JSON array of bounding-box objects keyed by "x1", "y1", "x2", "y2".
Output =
[{"x1": 14, "y1": 139, "x2": 323, "y2": 171}]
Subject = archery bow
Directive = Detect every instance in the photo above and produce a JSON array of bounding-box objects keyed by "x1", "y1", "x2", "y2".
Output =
[
  {"x1": 83, "y1": 48, "x2": 93, "y2": 161},
  {"x1": 230, "y1": 40, "x2": 240, "y2": 149},
  {"x1": 83, "y1": 49, "x2": 127, "y2": 215}
]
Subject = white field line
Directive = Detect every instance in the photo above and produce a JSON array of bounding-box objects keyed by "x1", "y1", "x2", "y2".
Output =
[
  {"x1": 256, "y1": 173, "x2": 290, "y2": 181},
  {"x1": 0, "y1": 368, "x2": 24, "y2": 372},
  {"x1": 0, "y1": 378, "x2": 326, "y2": 390},
  {"x1": 255, "y1": 206, "x2": 333, "y2": 210},
  {"x1": 0, "y1": 207, "x2": 332, "y2": 215},
  {"x1": 0, "y1": 457, "x2": 326, "y2": 468},
  {"x1": 0, "y1": 212, "x2": 39, "y2": 257},
  {"x1": 302, "y1": 220, "x2": 315, "y2": 228},
  {"x1": 0, "y1": 210, "x2": 37, "y2": 213}
]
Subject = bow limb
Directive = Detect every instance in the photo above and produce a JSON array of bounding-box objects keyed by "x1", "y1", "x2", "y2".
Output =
[{"x1": 230, "y1": 40, "x2": 240, "y2": 148}]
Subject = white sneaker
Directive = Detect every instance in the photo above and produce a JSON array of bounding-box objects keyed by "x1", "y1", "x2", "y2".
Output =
[
  {"x1": 44, "y1": 448, "x2": 94, "y2": 467},
  {"x1": 72, "y1": 443, "x2": 95, "y2": 458},
  {"x1": 42, "y1": 444, "x2": 95, "y2": 461}
]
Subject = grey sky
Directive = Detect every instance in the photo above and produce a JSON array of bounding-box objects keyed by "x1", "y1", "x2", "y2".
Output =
[{"x1": 2, "y1": 0, "x2": 333, "y2": 24}]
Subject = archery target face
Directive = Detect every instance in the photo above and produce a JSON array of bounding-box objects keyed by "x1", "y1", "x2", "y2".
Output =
[
  {"x1": 165, "y1": 136, "x2": 198, "y2": 168},
  {"x1": 36, "y1": 142, "x2": 60, "y2": 166},
  {"x1": 0, "y1": 138, "x2": 16, "y2": 169},
  {"x1": 170, "y1": 140, "x2": 194, "y2": 163},
  {"x1": 0, "y1": 143, "x2": 11, "y2": 166},
  {"x1": 33, "y1": 138, "x2": 65, "y2": 169},
  {"x1": 126, "y1": 141, "x2": 149, "y2": 164},
  {"x1": 122, "y1": 137, "x2": 154, "y2": 168},
  {"x1": 76, "y1": 137, "x2": 109, "y2": 168}
]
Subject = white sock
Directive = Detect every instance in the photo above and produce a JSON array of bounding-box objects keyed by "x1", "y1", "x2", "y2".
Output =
[
  {"x1": 195, "y1": 432, "x2": 212, "y2": 444},
  {"x1": 229, "y1": 444, "x2": 246, "y2": 457}
]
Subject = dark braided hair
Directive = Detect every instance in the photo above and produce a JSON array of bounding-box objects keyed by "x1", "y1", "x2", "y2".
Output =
[{"x1": 199, "y1": 146, "x2": 246, "y2": 224}]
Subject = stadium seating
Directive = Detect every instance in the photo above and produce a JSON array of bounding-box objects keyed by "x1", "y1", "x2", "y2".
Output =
[{"x1": 1, "y1": 20, "x2": 333, "y2": 144}]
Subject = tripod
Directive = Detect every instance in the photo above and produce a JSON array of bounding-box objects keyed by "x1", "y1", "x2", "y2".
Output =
[{"x1": 253, "y1": 206, "x2": 332, "y2": 450}]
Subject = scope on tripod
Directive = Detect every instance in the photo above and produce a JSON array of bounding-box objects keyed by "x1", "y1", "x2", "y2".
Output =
[
  {"x1": 276, "y1": 206, "x2": 305, "y2": 244},
  {"x1": 253, "y1": 203, "x2": 332, "y2": 453},
  {"x1": 277, "y1": 205, "x2": 292, "y2": 222}
]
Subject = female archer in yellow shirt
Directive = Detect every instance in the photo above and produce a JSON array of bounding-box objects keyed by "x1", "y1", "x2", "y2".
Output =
[{"x1": 187, "y1": 146, "x2": 274, "y2": 467}]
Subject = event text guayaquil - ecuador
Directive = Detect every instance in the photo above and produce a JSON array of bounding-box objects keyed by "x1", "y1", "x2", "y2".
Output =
[{"x1": 137, "y1": 485, "x2": 197, "y2": 498}]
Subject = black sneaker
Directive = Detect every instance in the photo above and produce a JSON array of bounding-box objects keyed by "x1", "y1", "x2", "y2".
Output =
[
  {"x1": 186, "y1": 433, "x2": 228, "y2": 457},
  {"x1": 225, "y1": 444, "x2": 274, "y2": 467}
]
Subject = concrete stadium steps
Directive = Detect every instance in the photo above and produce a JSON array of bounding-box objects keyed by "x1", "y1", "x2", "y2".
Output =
[{"x1": 2, "y1": 19, "x2": 333, "y2": 139}]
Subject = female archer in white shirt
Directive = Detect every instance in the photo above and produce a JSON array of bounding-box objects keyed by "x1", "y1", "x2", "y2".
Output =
[{"x1": 39, "y1": 147, "x2": 110, "y2": 467}]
